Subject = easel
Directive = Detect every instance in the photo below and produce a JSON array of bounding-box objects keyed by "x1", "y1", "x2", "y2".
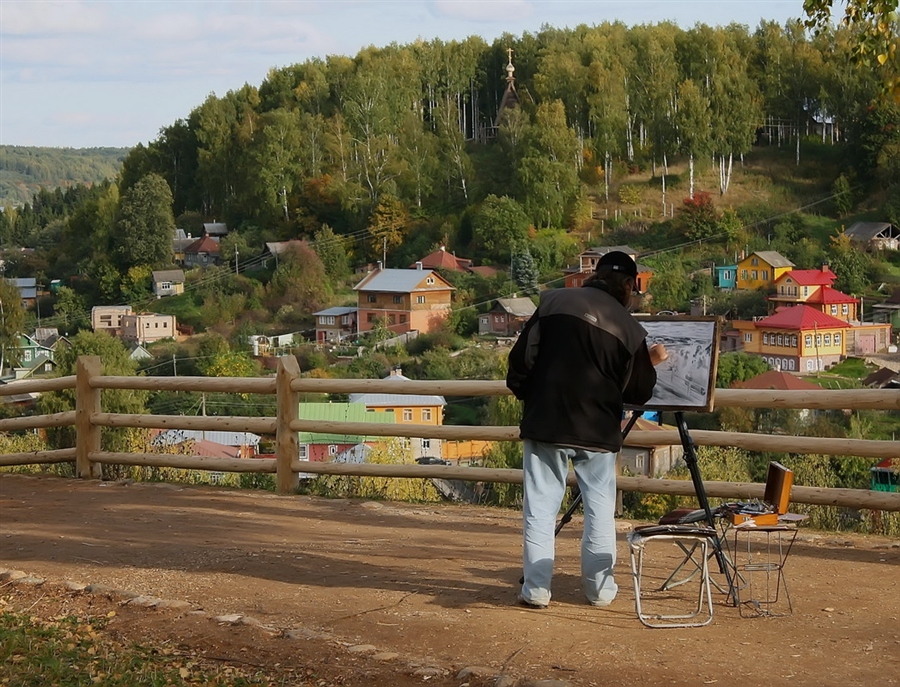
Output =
[{"x1": 544, "y1": 409, "x2": 737, "y2": 605}]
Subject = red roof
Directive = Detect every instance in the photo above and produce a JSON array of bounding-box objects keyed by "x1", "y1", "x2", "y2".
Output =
[
  {"x1": 185, "y1": 235, "x2": 220, "y2": 255},
  {"x1": 757, "y1": 304, "x2": 851, "y2": 330},
  {"x1": 733, "y1": 370, "x2": 823, "y2": 391},
  {"x1": 805, "y1": 286, "x2": 856, "y2": 304},
  {"x1": 412, "y1": 248, "x2": 472, "y2": 272},
  {"x1": 779, "y1": 267, "x2": 836, "y2": 286}
]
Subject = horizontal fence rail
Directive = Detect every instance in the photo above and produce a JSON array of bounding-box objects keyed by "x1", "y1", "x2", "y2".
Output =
[{"x1": 1, "y1": 356, "x2": 898, "y2": 511}]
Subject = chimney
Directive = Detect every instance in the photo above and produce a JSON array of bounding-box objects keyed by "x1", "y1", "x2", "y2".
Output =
[
  {"x1": 440, "y1": 246, "x2": 446, "y2": 252},
  {"x1": 415, "y1": 261, "x2": 423, "y2": 270},
  {"x1": 377, "y1": 260, "x2": 383, "y2": 271}
]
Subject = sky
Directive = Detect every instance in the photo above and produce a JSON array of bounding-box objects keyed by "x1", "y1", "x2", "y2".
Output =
[{"x1": 1, "y1": 0, "x2": 804, "y2": 149}]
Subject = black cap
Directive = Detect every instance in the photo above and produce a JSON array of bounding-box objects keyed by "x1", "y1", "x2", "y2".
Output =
[{"x1": 596, "y1": 251, "x2": 638, "y2": 280}]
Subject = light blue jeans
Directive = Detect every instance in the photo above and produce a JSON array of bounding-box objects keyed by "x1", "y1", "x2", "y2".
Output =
[{"x1": 521, "y1": 438, "x2": 618, "y2": 607}]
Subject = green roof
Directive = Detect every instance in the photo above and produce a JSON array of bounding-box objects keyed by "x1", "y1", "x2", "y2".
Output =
[{"x1": 297, "y1": 402, "x2": 395, "y2": 444}]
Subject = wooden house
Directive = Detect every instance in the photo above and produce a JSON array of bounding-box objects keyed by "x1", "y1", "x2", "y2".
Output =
[
  {"x1": 736, "y1": 251, "x2": 794, "y2": 291},
  {"x1": 733, "y1": 304, "x2": 851, "y2": 373},
  {"x1": 478, "y1": 297, "x2": 536, "y2": 336}
]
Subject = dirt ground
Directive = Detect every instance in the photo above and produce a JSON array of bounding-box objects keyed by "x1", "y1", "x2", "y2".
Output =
[{"x1": 1, "y1": 473, "x2": 898, "y2": 687}]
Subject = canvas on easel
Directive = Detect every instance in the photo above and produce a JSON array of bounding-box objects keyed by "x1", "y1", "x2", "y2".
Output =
[{"x1": 629, "y1": 316, "x2": 721, "y2": 413}]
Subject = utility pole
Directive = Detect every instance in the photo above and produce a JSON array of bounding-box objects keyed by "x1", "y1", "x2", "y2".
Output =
[
  {"x1": 172, "y1": 354, "x2": 177, "y2": 376},
  {"x1": 382, "y1": 237, "x2": 387, "y2": 267},
  {"x1": 234, "y1": 245, "x2": 240, "y2": 275}
]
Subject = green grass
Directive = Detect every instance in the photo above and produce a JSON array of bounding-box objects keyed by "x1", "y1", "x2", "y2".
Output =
[{"x1": 0, "y1": 610, "x2": 287, "y2": 686}]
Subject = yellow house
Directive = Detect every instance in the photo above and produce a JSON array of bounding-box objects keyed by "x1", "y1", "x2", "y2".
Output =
[
  {"x1": 349, "y1": 370, "x2": 445, "y2": 461},
  {"x1": 733, "y1": 304, "x2": 851, "y2": 374},
  {"x1": 736, "y1": 251, "x2": 794, "y2": 291}
]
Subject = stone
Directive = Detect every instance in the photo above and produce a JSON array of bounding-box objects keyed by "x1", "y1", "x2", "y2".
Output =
[
  {"x1": 372, "y1": 652, "x2": 400, "y2": 661},
  {"x1": 213, "y1": 614, "x2": 243, "y2": 625},
  {"x1": 155, "y1": 599, "x2": 193, "y2": 611},
  {"x1": 64, "y1": 581, "x2": 88, "y2": 592},
  {"x1": 347, "y1": 644, "x2": 377, "y2": 653},
  {"x1": 0, "y1": 570, "x2": 26, "y2": 582},
  {"x1": 457, "y1": 666, "x2": 496, "y2": 679}
]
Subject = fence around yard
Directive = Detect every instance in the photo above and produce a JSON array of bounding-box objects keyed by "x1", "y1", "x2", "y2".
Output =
[{"x1": 1, "y1": 355, "x2": 898, "y2": 511}]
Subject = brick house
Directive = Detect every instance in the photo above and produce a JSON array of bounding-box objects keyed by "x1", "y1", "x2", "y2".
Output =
[{"x1": 353, "y1": 264, "x2": 454, "y2": 335}]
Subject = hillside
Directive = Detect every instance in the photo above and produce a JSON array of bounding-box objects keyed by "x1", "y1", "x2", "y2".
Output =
[{"x1": 0, "y1": 145, "x2": 128, "y2": 206}]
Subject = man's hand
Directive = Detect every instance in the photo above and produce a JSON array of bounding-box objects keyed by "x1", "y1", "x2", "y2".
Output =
[{"x1": 649, "y1": 343, "x2": 668, "y2": 366}]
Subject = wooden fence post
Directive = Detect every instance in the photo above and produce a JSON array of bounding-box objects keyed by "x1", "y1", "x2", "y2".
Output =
[
  {"x1": 75, "y1": 355, "x2": 101, "y2": 479},
  {"x1": 275, "y1": 356, "x2": 301, "y2": 494}
]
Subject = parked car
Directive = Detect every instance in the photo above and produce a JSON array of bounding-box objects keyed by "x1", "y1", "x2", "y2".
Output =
[{"x1": 416, "y1": 456, "x2": 451, "y2": 466}]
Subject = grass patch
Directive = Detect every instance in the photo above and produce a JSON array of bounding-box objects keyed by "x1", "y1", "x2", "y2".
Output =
[{"x1": 0, "y1": 610, "x2": 281, "y2": 686}]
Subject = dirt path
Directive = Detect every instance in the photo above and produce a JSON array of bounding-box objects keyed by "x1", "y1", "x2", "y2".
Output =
[{"x1": 2, "y1": 474, "x2": 899, "y2": 686}]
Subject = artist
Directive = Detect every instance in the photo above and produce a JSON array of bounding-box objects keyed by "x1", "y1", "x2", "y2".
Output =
[{"x1": 506, "y1": 251, "x2": 667, "y2": 608}]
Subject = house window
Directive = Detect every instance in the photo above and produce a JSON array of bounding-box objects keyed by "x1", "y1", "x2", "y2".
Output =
[
  {"x1": 416, "y1": 296, "x2": 426, "y2": 304},
  {"x1": 803, "y1": 287, "x2": 809, "y2": 296},
  {"x1": 422, "y1": 408, "x2": 432, "y2": 422},
  {"x1": 24, "y1": 349, "x2": 32, "y2": 361},
  {"x1": 367, "y1": 313, "x2": 376, "y2": 323},
  {"x1": 805, "y1": 335, "x2": 812, "y2": 347},
  {"x1": 400, "y1": 314, "x2": 407, "y2": 323},
  {"x1": 403, "y1": 409, "x2": 413, "y2": 421},
  {"x1": 426, "y1": 277, "x2": 434, "y2": 284},
  {"x1": 740, "y1": 270, "x2": 748, "y2": 280},
  {"x1": 834, "y1": 333, "x2": 841, "y2": 346},
  {"x1": 393, "y1": 295, "x2": 402, "y2": 304},
  {"x1": 298, "y1": 446, "x2": 308, "y2": 459},
  {"x1": 824, "y1": 334, "x2": 832, "y2": 346},
  {"x1": 328, "y1": 445, "x2": 337, "y2": 455},
  {"x1": 776, "y1": 334, "x2": 784, "y2": 346},
  {"x1": 762, "y1": 270, "x2": 769, "y2": 281},
  {"x1": 751, "y1": 270, "x2": 758, "y2": 280},
  {"x1": 830, "y1": 305, "x2": 838, "y2": 315},
  {"x1": 841, "y1": 304, "x2": 849, "y2": 315},
  {"x1": 791, "y1": 335, "x2": 798, "y2": 347},
  {"x1": 161, "y1": 281, "x2": 171, "y2": 290},
  {"x1": 321, "y1": 316, "x2": 335, "y2": 325},
  {"x1": 815, "y1": 335, "x2": 822, "y2": 346},
  {"x1": 763, "y1": 333, "x2": 769, "y2": 345},
  {"x1": 341, "y1": 315, "x2": 350, "y2": 325},
  {"x1": 743, "y1": 332, "x2": 752, "y2": 343},
  {"x1": 422, "y1": 439, "x2": 431, "y2": 451},
  {"x1": 388, "y1": 315, "x2": 396, "y2": 325},
  {"x1": 367, "y1": 294, "x2": 377, "y2": 303},
  {"x1": 751, "y1": 258, "x2": 759, "y2": 266}
]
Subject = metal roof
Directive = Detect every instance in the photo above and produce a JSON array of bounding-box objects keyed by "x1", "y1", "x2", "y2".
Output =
[
  {"x1": 152, "y1": 429, "x2": 261, "y2": 447},
  {"x1": 152, "y1": 269, "x2": 185, "y2": 282},
  {"x1": 314, "y1": 306, "x2": 357, "y2": 316},
  {"x1": 495, "y1": 297, "x2": 536, "y2": 318},
  {"x1": 349, "y1": 373, "x2": 446, "y2": 407},
  {"x1": 353, "y1": 268, "x2": 454, "y2": 293},
  {"x1": 297, "y1": 402, "x2": 395, "y2": 443},
  {"x1": 750, "y1": 251, "x2": 795, "y2": 268},
  {"x1": 844, "y1": 221, "x2": 896, "y2": 240}
]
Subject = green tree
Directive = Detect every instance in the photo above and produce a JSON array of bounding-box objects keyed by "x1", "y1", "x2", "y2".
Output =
[
  {"x1": 38, "y1": 331, "x2": 148, "y2": 473},
  {"x1": 0, "y1": 278, "x2": 26, "y2": 374},
  {"x1": 511, "y1": 247, "x2": 539, "y2": 295},
  {"x1": 114, "y1": 173, "x2": 175, "y2": 269},
  {"x1": 267, "y1": 241, "x2": 333, "y2": 316},
  {"x1": 313, "y1": 224, "x2": 350, "y2": 281},
  {"x1": 646, "y1": 254, "x2": 691, "y2": 312},
  {"x1": 471, "y1": 195, "x2": 530, "y2": 263},
  {"x1": 716, "y1": 352, "x2": 771, "y2": 388},
  {"x1": 828, "y1": 233, "x2": 872, "y2": 294},
  {"x1": 367, "y1": 194, "x2": 408, "y2": 261}
]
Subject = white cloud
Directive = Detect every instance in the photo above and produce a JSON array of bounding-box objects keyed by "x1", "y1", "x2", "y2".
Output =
[{"x1": 1, "y1": 0, "x2": 111, "y2": 35}]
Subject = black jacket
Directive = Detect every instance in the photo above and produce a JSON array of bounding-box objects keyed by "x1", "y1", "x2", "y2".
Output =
[{"x1": 506, "y1": 284, "x2": 656, "y2": 452}]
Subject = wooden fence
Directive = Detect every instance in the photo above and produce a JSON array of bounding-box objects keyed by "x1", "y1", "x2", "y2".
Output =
[{"x1": 1, "y1": 356, "x2": 899, "y2": 512}]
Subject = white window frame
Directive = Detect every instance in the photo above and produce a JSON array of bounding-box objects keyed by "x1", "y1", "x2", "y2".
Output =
[
  {"x1": 402, "y1": 408, "x2": 413, "y2": 422},
  {"x1": 421, "y1": 408, "x2": 432, "y2": 422}
]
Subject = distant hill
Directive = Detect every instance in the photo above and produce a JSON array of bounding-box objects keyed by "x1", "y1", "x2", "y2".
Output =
[{"x1": 0, "y1": 145, "x2": 129, "y2": 206}]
